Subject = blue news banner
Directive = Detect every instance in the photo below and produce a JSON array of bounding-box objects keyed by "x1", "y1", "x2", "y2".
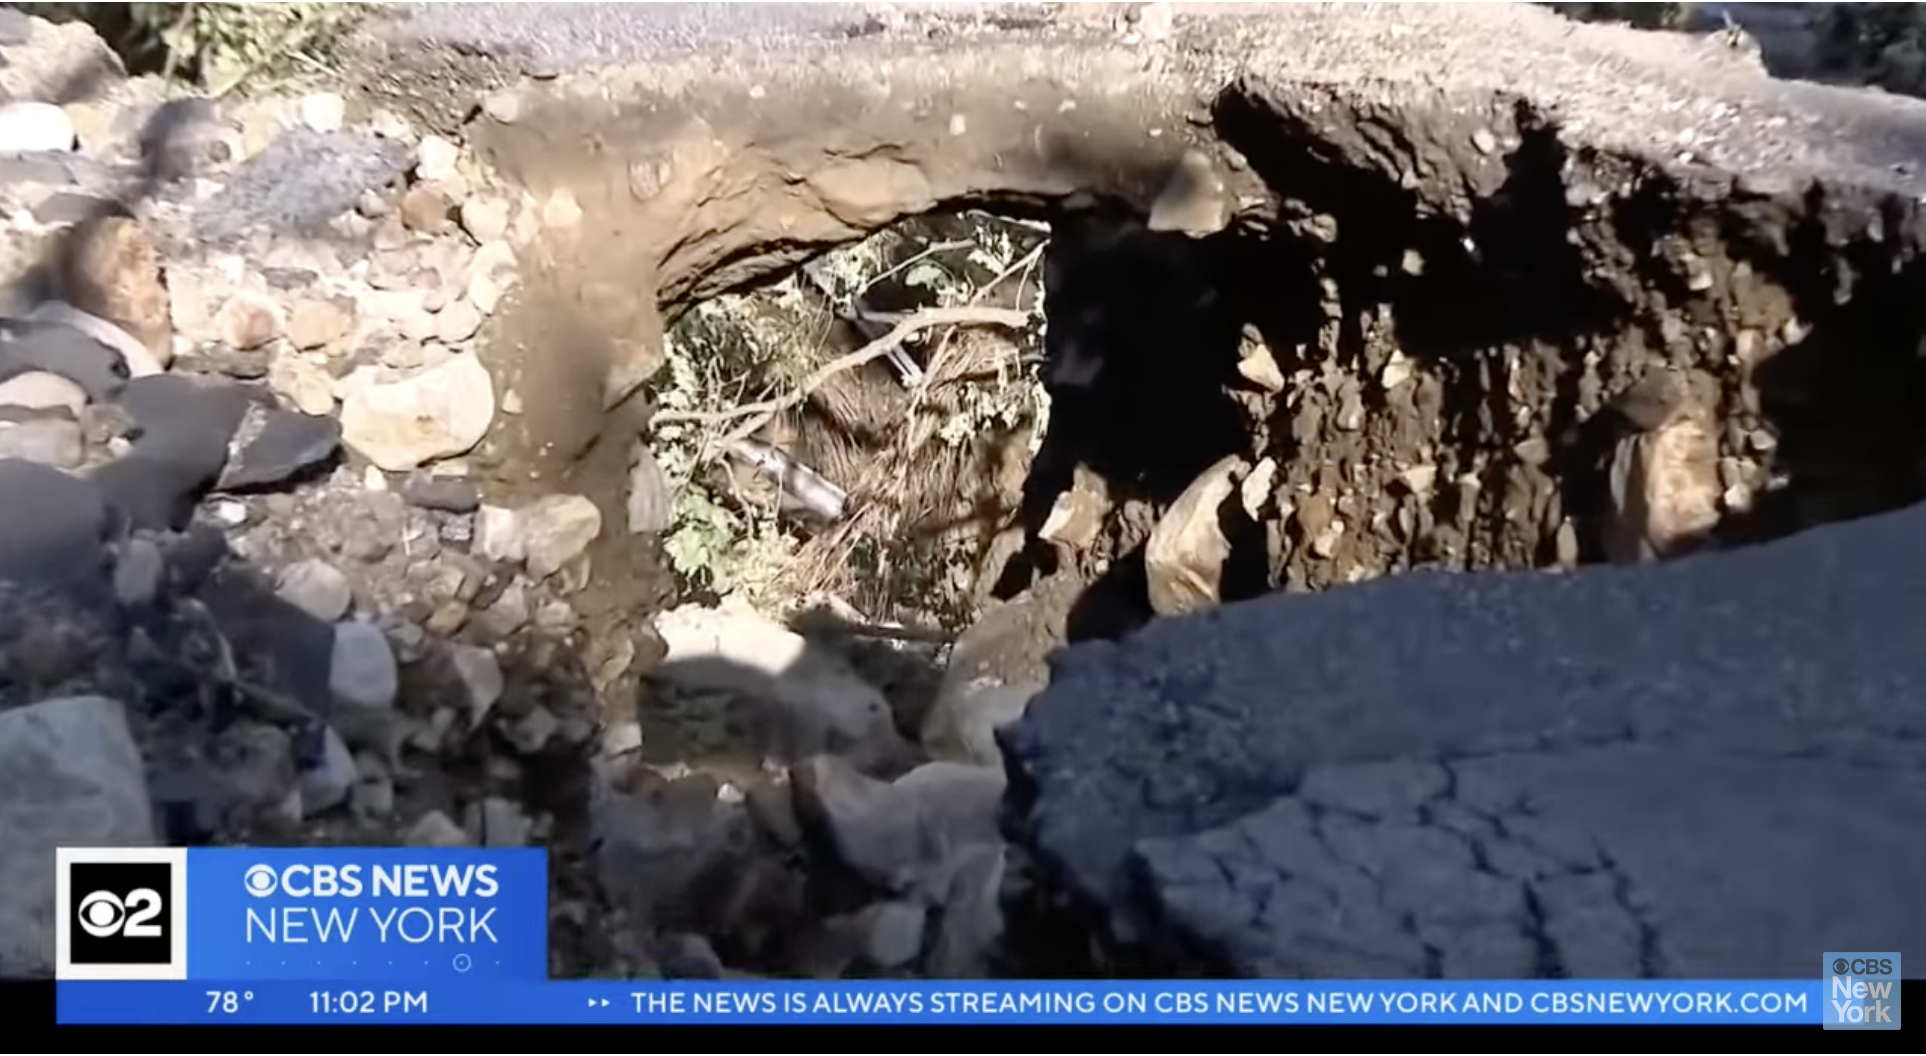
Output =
[{"x1": 54, "y1": 847, "x2": 1830, "y2": 1026}]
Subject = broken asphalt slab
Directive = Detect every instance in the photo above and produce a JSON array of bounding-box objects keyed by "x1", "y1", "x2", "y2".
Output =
[{"x1": 1001, "y1": 502, "x2": 1926, "y2": 978}]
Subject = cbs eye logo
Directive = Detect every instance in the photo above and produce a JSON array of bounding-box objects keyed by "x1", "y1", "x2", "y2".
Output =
[
  {"x1": 77, "y1": 888, "x2": 164, "y2": 938},
  {"x1": 66, "y1": 861, "x2": 173, "y2": 965}
]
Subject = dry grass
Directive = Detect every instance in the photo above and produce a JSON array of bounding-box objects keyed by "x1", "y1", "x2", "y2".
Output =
[{"x1": 772, "y1": 326, "x2": 1038, "y2": 629}]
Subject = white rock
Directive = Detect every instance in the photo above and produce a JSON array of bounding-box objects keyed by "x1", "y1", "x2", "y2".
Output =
[
  {"x1": 0, "y1": 418, "x2": 82, "y2": 468},
  {"x1": 655, "y1": 599, "x2": 911, "y2": 773},
  {"x1": 0, "y1": 371, "x2": 87, "y2": 415},
  {"x1": 927, "y1": 842, "x2": 1007, "y2": 978},
  {"x1": 450, "y1": 644, "x2": 504, "y2": 725},
  {"x1": 330, "y1": 620, "x2": 398, "y2": 712},
  {"x1": 627, "y1": 441, "x2": 672, "y2": 534},
  {"x1": 459, "y1": 196, "x2": 512, "y2": 244},
  {"x1": 474, "y1": 504, "x2": 526, "y2": 564},
  {"x1": 481, "y1": 90, "x2": 523, "y2": 124},
  {"x1": 368, "y1": 108, "x2": 415, "y2": 143},
  {"x1": 1144, "y1": 454, "x2": 1246, "y2": 616},
  {"x1": 299, "y1": 726, "x2": 358, "y2": 816},
  {"x1": 416, "y1": 134, "x2": 460, "y2": 183},
  {"x1": 435, "y1": 298, "x2": 483, "y2": 345},
  {"x1": 519, "y1": 494, "x2": 601, "y2": 578},
  {"x1": 0, "y1": 696, "x2": 155, "y2": 978},
  {"x1": 278, "y1": 558, "x2": 353, "y2": 622},
  {"x1": 268, "y1": 354, "x2": 336, "y2": 416},
  {"x1": 404, "y1": 810, "x2": 472, "y2": 847},
  {"x1": 542, "y1": 189, "x2": 582, "y2": 228},
  {"x1": 340, "y1": 354, "x2": 496, "y2": 472},
  {"x1": 298, "y1": 92, "x2": 346, "y2": 134},
  {"x1": 792, "y1": 756, "x2": 1004, "y2": 895},
  {"x1": 0, "y1": 102, "x2": 75, "y2": 153}
]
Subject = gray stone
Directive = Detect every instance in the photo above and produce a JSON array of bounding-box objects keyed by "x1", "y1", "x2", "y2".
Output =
[
  {"x1": 0, "y1": 457, "x2": 112, "y2": 590},
  {"x1": 626, "y1": 440, "x2": 671, "y2": 534},
  {"x1": 502, "y1": 706, "x2": 558, "y2": 754},
  {"x1": 329, "y1": 620, "x2": 398, "y2": 713},
  {"x1": 1003, "y1": 500, "x2": 1926, "y2": 977},
  {"x1": 404, "y1": 809, "x2": 473, "y2": 848},
  {"x1": 856, "y1": 901, "x2": 926, "y2": 969},
  {"x1": 449, "y1": 643, "x2": 504, "y2": 725},
  {"x1": 480, "y1": 797, "x2": 530, "y2": 847},
  {"x1": 655, "y1": 600, "x2": 911, "y2": 774},
  {"x1": 923, "y1": 572, "x2": 1077, "y2": 767},
  {"x1": 111, "y1": 537, "x2": 163, "y2": 607},
  {"x1": 0, "y1": 696, "x2": 154, "y2": 978},
  {"x1": 194, "y1": 129, "x2": 413, "y2": 244},
  {"x1": 298, "y1": 726, "x2": 357, "y2": 816},
  {"x1": 792, "y1": 756, "x2": 1004, "y2": 897},
  {"x1": 659, "y1": 932, "x2": 724, "y2": 979},
  {"x1": 277, "y1": 558, "x2": 353, "y2": 622}
]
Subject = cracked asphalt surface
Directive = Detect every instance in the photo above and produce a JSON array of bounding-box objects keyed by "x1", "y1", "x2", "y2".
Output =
[{"x1": 1005, "y1": 501, "x2": 1926, "y2": 978}]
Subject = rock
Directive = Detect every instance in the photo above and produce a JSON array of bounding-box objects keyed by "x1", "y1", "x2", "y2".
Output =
[
  {"x1": 450, "y1": 644, "x2": 504, "y2": 724},
  {"x1": 627, "y1": 439, "x2": 674, "y2": 531},
  {"x1": 136, "y1": 97, "x2": 239, "y2": 180},
  {"x1": 53, "y1": 215, "x2": 171, "y2": 367},
  {"x1": 481, "y1": 797, "x2": 531, "y2": 847},
  {"x1": 1146, "y1": 149, "x2": 1229, "y2": 236},
  {"x1": 435, "y1": 298, "x2": 483, "y2": 345},
  {"x1": 31, "y1": 192, "x2": 118, "y2": 227},
  {"x1": 299, "y1": 726, "x2": 357, "y2": 816},
  {"x1": 654, "y1": 599, "x2": 911, "y2": 774},
  {"x1": 0, "y1": 317, "x2": 130, "y2": 402},
  {"x1": 459, "y1": 195, "x2": 512, "y2": 244},
  {"x1": 24, "y1": 300, "x2": 163, "y2": 379},
  {"x1": 855, "y1": 902, "x2": 927, "y2": 969},
  {"x1": 542, "y1": 189, "x2": 583, "y2": 228},
  {"x1": 217, "y1": 402, "x2": 341, "y2": 490},
  {"x1": 403, "y1": 810, "x2": 472, "y2": 848},
  {"x1": 1144, "y1": 454, "x2": 1247, "y2": 616},
  {"x1": 744, "y1": 776, "x2": 803, "y2": 847},
  {"x1": 1605, "y1": 403, "x2": 1721, "y2": 565},
  {"x1": 415, "y1": 134, "x2": 460, "y2": 183},
  {"x1": 286, "y1": 297, "x2": 353, "y2": 351},
  {"x1": 111, "y1": 537, "x2": 163, "y2": 607},
  {"x1": 927, "y1": 842, "x2": 1006, "y2": 978},
  {"x1": 475, "y1": 504, "x2": 524, "y2": 563},
  {"x1": 401, "y1": 475, "x2": 479, "y2": 513},
  {"x1": 339, "y1": 354, "x2": 496, "y2": 472},
  {"x1": 0, "y1": 370, "x2": 87, "y2": 415},
  {"x1": 503, "y1": 706, "x2": 559, "y2": 754},
  {"x1": 400, "y1": 183, "x2": 451, "y2": 233},
  {"x1": 1237, "y1": 341, "x2": 1286, "y2": 393},
  {"x1": 474, "y1": 582, "x2": 529, "y2": 638},
  {"x1": 923, "y1": 572, "x2": 1079, "y2": 767},
  {"x1": 0, "y1": 417, "x2": 82, "y2": 468},
  {"x1": 519, "y1": 494, "x2": 601, "y2": 578},
  {"x1": 792, "y1": 756, "x2": 1004, "y2": 896},
  {"x1": 215, "y1": 293, "x2": 281, "y2": 351},
  {"x1": 195, "y1": 130, "x2": 413, "y2": 244},
  {"x1": 592, "y1": 775, "x2": 749, "y2": 930},
  {"x1": 0, "y1": 101, "x2": 75, "y2": 153},
  {"x1": 268, "y1": 353, "x2": 336, "y2": 416},
  {"x1": 659, "y1": 933, "x2": 725, "y2": 979},
  {"x1": 0, "y1": 458, "x2": 113, "y2": 590},
  {"x1": 481, "y1": 90, "x2": 524, "y2": 125},
  {"x1": 330, "y1": 620, "x2": 398, "y2": 712},
  {"x1": 1037, "y1": 467, "x2": 1109, "y2": 555},
  {"x1": 277, "y1": 558, "x2": 352, "y2": 621},
  {"x1": 0, "y1": 696, "x2": 154, "y2": 978},
  {"x1": 298, "y1": 92, "x2": 346, "y2": 134}
]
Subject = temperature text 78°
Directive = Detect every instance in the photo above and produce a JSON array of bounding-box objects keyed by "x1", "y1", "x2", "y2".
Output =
[{"x1": 207, "y1": 991, "x2": 254, "y2": 1014}]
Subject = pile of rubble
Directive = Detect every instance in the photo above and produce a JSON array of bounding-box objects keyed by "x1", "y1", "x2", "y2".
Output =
[{"x1": 0, "y1": 10, "x2": 1020, "y2": 981}]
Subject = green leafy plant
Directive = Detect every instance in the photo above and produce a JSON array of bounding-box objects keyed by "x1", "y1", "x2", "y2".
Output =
[{"x1": 18, "y1": 2, "x2": 368, "y2": 95}]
